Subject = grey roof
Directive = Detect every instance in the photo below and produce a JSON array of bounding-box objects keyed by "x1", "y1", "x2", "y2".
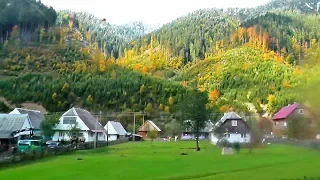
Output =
[
  {"x1": 214, "y1": 112, "x2": 242, "y2": 128},
  {"x1": 16, "y1": 108, "x2": 44, "y2": 129},
  {"x1": 108, "y1": 121, "x2": 127, "y2": 135},
  {"x1": 202, "y1": 121, "x2": 214, "y2": 133},
  {"x1": 73, "y1": 108, "x2": 105, "y2": 131},
  {"x1": 0, "y1": 114, "x2": 29, "y2": 139}
]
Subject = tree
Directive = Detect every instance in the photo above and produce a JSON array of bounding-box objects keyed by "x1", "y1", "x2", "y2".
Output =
[
  {"x1": 257, "y1": 117, "x2": 273, "y2": 135},
  {"x1": 147, "y1": 130, "x2": 157, "y2": 144},
  {"x1": 247, "y1": 117, "x2": 263, "y2": 153},
  {"x1": 287, "y1": 116, "x2": 314, "y2": 139},
  {"x1": 164, "y1": 119, "x2": 183, "y2": 136},
  {"x1": 40, "y1": 114, "x2": 59, "y2": 140},
  {"x1": 144, "y1": 103, "x2": 155, "y2": 114},
  {"x1": 67, "y1": 122, "x2": 81, "y2": 142},
  {"x1": 176, "y1": 90, "x2": 209, "y2": 151}
]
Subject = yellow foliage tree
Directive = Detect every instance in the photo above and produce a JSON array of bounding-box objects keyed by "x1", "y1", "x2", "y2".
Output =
[
  {"x1": 208, "y1": 88, "x2": 219, "y2": 102},
  {"x1": 164, "y1": 106, "x2": 170, "y2": 113},
  {"x1": 181, "y1": 81, "x2": 188, "y2": 87},
  {"x1": 111, "y1": 69, "x2": 117, "y2": 79},
  {"x1": 139, "y1": 84, "x2": 145, "y2": 94},
  {"x1": 267, "y1": 94, "x2": 276, "y2": 113},
  {"x1": 168, "y1": 96, "x2": 174, "y2": 106},
  {"x1": 61, "y1": 83, "x2": 70, "y2": 93},
  {"x1": 159, "y1": 104, "x2": 164, "y2": 111},
  {"x1": 142, "y1": 66, "x2": 149, "y2": 74},
  {"x1": 283, "y1": 79, "x2": 291, "y2": 88}
]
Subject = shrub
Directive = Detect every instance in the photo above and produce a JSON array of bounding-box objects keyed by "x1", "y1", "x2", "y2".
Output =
[{"x1": 233, "y1": 142, "x2": 241, "y2": 153}]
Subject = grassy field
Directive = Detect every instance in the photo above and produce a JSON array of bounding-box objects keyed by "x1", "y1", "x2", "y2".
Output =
[{"x1": 0, "y1": 141, "x2": 320, "y2": 180}]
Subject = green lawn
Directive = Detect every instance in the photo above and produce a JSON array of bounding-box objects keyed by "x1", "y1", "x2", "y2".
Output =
[{"x1": 0, "y1": 141, "x2": 320, "y2": 180}]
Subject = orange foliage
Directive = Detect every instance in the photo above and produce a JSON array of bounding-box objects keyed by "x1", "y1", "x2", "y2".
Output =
[
  {"x1": 208, "y1": 88, "x2": 219, "y2": 102},
  {"x1": 181, "y1": 81, "x2": 188, "y2": 87},
  {"x1": 219, "y1": 105, "x2": 228, "y2": 113},
  {"x1": 283, "y1": 79, "x2": 291, "y2": 88},
  {"x1": 142, "y1": 66, "x2": 149, "y2": 74}
]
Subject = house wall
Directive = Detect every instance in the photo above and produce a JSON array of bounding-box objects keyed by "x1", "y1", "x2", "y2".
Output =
[
  {"x1": 219, "y1": 119, "x2": 251, "y2": 134},
  {"x1": 210, "y1": 133, "x2": 250, "y2": 144},
  {"x1": 106, "y1": 134, "x2": 118, "y2": 141},
  {"x1": 138, "y1": 131, "x2": 160, "y2": 139},
  {"x1": 55, "y1": 116, "x2": 89, "y2": 131},
  {"x1": 9, "y1": 109, "x2": 21, "y2": 115},
  {"x1": 21, "y1": 118, "x2": 32, "y2": 130},
  {"x1": 52, "y1": 131, "x2": 105, "y2": 142}
]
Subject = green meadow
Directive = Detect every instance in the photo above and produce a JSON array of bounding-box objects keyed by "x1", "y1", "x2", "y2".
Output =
[{"x1": 0, "y1": 141, "x2": 319, "y2": 180}]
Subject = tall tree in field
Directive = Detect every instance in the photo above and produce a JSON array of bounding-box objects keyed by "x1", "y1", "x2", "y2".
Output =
[
  {"x1": 41, "y1": 114, "x2": 60, "y2": 140},
  {"x1": 176, "y1": 90, "x2": 209, "y2": 151}
]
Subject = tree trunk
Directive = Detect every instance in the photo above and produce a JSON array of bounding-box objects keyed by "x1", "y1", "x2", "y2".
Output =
[{"x1": 195, "y1": 129, "x2": 200, "y2": 151}]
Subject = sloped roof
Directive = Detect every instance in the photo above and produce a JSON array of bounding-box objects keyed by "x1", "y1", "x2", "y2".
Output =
[
  {"x1": 202, "y1": 121, "x2": 214, "y2": 133},
  {"x1": 106, "y1": 121, "x2": 127, "y2": 135},
  {"x1": 272, "y1": 103, "x2": 299, "y2": 120},
  {"x1": 15, "y1": 108, "x2": 44, "y2": 129},
  {"x1": 214, "y1": 112, "x2": 242, "y2": 127},
  {"x1": 73, "y1": 108, "x2": 105, "y2": 131},
  {"x1": 0, "y1": 114, "x2": 29, "y2": 139},
  {"x1": 138, "y1": 120, "x2": 161, "y2": 132}
]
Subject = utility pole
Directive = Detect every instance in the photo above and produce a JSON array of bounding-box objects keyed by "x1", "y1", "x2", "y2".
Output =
[
  {"x1": 94, "y1": 112, "x2": 99, "y2": 149},
  {"x1": 106, "y1": 119, "x2": 109, "y2": 146},
  {"x1": 133, "y1": 112, "x2": 136, "y2": 141},
  {"x1": 142, "y1": 112, "x2": 145, "y2": 125}
]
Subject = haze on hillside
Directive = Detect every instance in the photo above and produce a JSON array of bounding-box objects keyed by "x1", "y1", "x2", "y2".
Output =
[{"x1": 41, "y1": 0, "x2": 271, "y2": 26}]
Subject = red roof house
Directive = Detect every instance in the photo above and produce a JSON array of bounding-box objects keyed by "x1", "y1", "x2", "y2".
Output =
[
  {"x1": 272, "y1": 103, "x2": 300, "y2": 121},
  {"x1": 272, "y1": 103, "x2": 316, "y2": 135},
  {"x1": 137, "y1": 120, "x2": 161, "y2": 139}
]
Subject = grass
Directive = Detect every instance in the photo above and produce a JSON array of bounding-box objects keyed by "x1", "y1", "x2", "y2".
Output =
[{"x1": 0, "y1": 141, "x2": 320, "y2": 180}]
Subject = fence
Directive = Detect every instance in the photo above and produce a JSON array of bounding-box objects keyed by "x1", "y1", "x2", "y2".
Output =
[
  {"x1": 265, "y1": 138, "x2": 320, "y2": 150},
  {"x1": 0, "y1": 138, "x2": 129, "y2": 167}
]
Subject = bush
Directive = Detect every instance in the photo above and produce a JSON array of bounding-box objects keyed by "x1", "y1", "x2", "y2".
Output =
[
  {"x1": 233, "y1": 142, "x2": 241, "y2": 153},
  {"x1": 218, "y1": 139, "x2": 232, "y2": 148}
]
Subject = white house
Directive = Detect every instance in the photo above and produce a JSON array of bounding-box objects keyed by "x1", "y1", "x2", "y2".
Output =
[
  {"x1": 209, "y1": 112, "x2": 251, "y2": 145},
  {"x1": 9, "y1": 108, "x2": 45, "y2": 137},
  {"x1": 0, "y1": 114, "x2": 32, "y2": 142},
  {"x1": 104, "y1": 121, "x2": 127, "y2": 141},
  {"x1": 52, "y1": 107, "x2": 106, "y2": 142}
]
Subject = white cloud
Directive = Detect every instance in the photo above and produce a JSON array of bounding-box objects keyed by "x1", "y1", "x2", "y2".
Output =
[{"x1": 41, "y1": 0, "x2": 271, "y2": 26}]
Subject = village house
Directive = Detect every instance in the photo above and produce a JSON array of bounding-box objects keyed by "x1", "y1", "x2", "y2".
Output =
[
  {"x1": 52, "y1": 107, "x2": 106, "y2": 142},
  {"x1": 181, "y1": 120, "x2": 213, "y2": 140},
  {"x1": 0, "y1": 114, "x2": 32, "y2": 152},
  {"x1": 104, "y1": 121, "x2": 127, "y2": 141},
  {"x1": 272, "y1": 102, "x2": 316, "y2": 136},
  {"x1": 137, "y1": 120, "x2": 161, "y2": 139},
  {"x1": 209, "y1": 112, "x2": 251, "y2": 145},
  {"x1": 9, "y1": 108, "x2": 45, "y2": 138}
]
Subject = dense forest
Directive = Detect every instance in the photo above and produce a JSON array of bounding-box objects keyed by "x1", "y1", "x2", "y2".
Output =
[{"x1": 0, "y1": 0, "x2": 320, "y2": 122}]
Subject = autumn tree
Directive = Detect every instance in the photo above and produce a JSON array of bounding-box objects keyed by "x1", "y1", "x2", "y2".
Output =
[
  {"x1": 41, "y1": 114, "x2": 60, "y2": 140},
  {"x1": 176, "y1": 90, "x2": 209, "y2": 151},
  {"x1": 147, "y1": 130, "x2": 157, "y2": 144}
]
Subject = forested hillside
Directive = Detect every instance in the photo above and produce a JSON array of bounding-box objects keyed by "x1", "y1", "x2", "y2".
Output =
[{"x1": 1, "y1": 0, "x2": 320, "y2": 118}]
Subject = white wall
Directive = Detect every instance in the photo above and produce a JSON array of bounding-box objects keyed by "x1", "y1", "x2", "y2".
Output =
[
  {"x1": 9, "y1": 108, "x2": 20, "y2": 115},
  {"x1": 106, "y1": 134, "x2": 118, "y2": 141},
  {"x1": 105, "y1": 122, "x2": 117, "y2": 135},
  {"x1": 21, "y1": 118, "x2": 32, "y2": 130},
  {"x1": 55, "y1": 116, "x2": 89, "y2": 131},
  {"x1": 52, "y1": 131, "x2": 106, "y2": 142},
  {"x1": 227, "y1": 134, "x2": 250, "y2": 143},
  {"x1": 209, "y1": 132, "x2": 251, "y2": 144}
]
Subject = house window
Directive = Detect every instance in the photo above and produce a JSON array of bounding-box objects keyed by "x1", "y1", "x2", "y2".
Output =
[
  {"x1": 231, "y1": 120, "x2": 237, "y2": 126},
  {"x1": 59, "y1": 132, "x2": 64, "y2": 137},
  {"x1": 63, "y1": 117, "x2": 77, "y2": 124},
  {"x1": 224, "y1": 133, "x2": 230, "y2": 138},
  {"x1": 241, "y1": 134, "x2": 246, "y2": 138},
  {"x1": 298, "y1": 109, "x2": 304, "y2": 114}
]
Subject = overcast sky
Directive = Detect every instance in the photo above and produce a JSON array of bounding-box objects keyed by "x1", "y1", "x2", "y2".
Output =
[{"x1": 41, "y1": 0, "x2": 271, "y2": 26}]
